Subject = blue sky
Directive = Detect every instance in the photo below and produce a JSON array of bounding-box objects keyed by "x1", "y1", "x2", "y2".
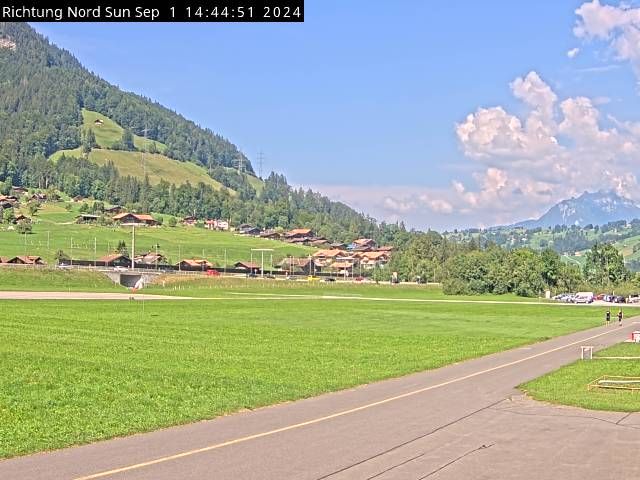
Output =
[{"x1": 33, "y1": 1, "x2": 640, "y2": 230}]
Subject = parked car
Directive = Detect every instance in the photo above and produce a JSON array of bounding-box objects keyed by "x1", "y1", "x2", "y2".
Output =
[
  {"x1": 114, "y1": 266, "x2": 128, "y2": 272},
  {"x1": 613, "y1": 295, "x2": 626, "y2": 303},
  {"x1": 323, "y1": 277, "x2": 336, "y2": 282}
]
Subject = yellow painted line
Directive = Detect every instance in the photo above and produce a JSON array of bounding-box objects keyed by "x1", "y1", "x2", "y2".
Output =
[{"x1": 73, "y1": 326, "x2": 623, "y2": 480}]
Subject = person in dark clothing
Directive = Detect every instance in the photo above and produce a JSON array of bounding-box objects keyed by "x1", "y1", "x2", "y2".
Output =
[
  {"x1": 606, "y1": 310, "x2": 611, "y2": 326},
  {"x1": 618, "y1": 309, "x2": 623, "y2": 326}
]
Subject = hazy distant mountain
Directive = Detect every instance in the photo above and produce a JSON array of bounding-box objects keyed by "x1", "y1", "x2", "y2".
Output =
[{"x1": 513, "y1": 191, "x2": 640, "y2": 229}]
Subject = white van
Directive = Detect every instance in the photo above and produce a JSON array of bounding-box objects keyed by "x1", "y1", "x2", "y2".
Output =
[{"x1": 574, "y1": 292, "x2": 594, "y2": 304}]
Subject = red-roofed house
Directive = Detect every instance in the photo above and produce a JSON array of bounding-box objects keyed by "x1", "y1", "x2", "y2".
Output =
[{"x1": 112, "y1": 213, "x2": 158, "y2": 226}]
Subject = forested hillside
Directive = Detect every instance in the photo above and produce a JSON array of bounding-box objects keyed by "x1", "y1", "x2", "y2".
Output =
[
  {"x1": 0, "y1": 22, "x2": 389, "y2": 241},
  {"x1": 0, "y1": 21, "x2": 251, "y2": 184}
]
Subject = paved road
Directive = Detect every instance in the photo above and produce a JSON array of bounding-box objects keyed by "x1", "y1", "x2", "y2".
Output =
[{"x1": 2, "y1": 321, "x2": 640, "y2": 480}]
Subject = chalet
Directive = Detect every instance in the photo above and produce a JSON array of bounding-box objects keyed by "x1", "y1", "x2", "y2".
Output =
[
  {"x1": 359, "y1": 251, "x2": 390, "y2": 268},
  {"x1": 285, "y1": 228, "x2": 313, "y2": 240},
  {"x1": 1, "y1": 255, "x2": 46, "y2": 265},
  {"x1": 351, "y1": 238, "x2": 377, "y2": 251},
  {"x1": 329, "y1": 261, "x2": 355, "y2": 275},
  {"x1": 134, "y1": 253, "x2": 168, "y2": 266},
  {"x1": 28, "y1": 193, "x2": 47, "y2": 202},
  {"x1": 112, "y1": 212, "x2": 159, "y2": 226},
  {"x1": 99, "y1": 253, "x2": 131, "y2": 267},
  {"x1": 182, "y1": 216, "x2": 198, "y2": 227},
  {"x1": 0, "y1": 200, "x2": 13, "y2": 210},
  {"x1": 278, "y1": 257, "x2": 320, "y2": 275},
  {"x1": 330, "y1": 242, "x2": 347, "y2": 250},
  {"x1": 72, "y1": 195, "x2": 85, "y2": 202},
  {"x1": 310, "y1": 238, "x2": 330, "y2": 247},
  {"x1": 260, "y1": 229, "x2": 282, "y2": 240},
  {"x1": 237, "y1": 224, "x2": 260, "y2": 236},
  {"x1": 176, "y1": 259, "x2": 213, "y2": 271},
  {"x1": 13, "y1": 214, "x2": 27, "y2": 224},
  {"x1": 76, "y1": 214, "x2": 100, "y2": 224},
  {"x1": 11, "y1": 186, "x2": 27, "y2": 195},
  {"x1": 234, "y1": 261, "x2": 261, "y2": 273},
  {"x1": 104, "y1": 205, "x2": 124, "y2": 215},
  {"x1": 0, "y1": 195, "x2": 18, "y2": 206},
  {"x1": 312, "y1": 249, "x2": 347, "y2": 261},
  {"x1": 205, "y1": 219, "x2": 229, "y2": 231},
  {"x1": 377, "y1": 245, "x2": 394, "y2": 252},
  {"x1": 94, "y1": 118, "x2": 104, "y2": 126}
]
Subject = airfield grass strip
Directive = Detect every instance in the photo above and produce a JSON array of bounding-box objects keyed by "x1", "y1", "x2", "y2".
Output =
[{"x1": 0, "y1": 299, "x2": 599, "y2": 458}]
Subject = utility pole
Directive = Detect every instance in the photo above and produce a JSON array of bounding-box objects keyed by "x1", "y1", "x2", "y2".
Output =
[
  {"x1": 131, "y1": 225, "x2": 136, "y2": 269},
  {"x1": 94, "y1": 237, "x2": 97, "y2": 267},
  {"x1": 257, "y1": 150, "x2": 265, "y2": 179}
]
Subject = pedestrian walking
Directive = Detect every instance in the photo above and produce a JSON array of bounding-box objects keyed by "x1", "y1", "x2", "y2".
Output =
[
  {"x1": 618, "y1": 309, "x2": 623, "y2": 326},
  {"x1": 606, "y1": 309, "x2": 611, "y2": 326}
]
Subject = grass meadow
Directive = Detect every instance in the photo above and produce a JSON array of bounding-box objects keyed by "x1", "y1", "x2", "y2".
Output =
[
  {"x1": 0, "y1": 202, "x2": 313, "y2": 265},
  {"x1": 0, "y1": 297, "x2": 601, "y2": 458},
  {"x1": 521, "y1": 342, "x2": 640, "y2": 412}
]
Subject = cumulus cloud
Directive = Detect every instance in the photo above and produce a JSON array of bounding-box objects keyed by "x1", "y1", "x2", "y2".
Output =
[{"x1": 574, "y1": 0, "x2": 640, "y2": 77}]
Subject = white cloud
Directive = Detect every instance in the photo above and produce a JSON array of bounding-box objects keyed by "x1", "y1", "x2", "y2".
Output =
[
  {"x1": 574, "y1": 0, "x2": 640, "y2": 77},
  {"x1": 567, "y1": 47, "x2": 580, "y2": 58}
]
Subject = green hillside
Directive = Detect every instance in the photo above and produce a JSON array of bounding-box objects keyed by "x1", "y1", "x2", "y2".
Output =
[
  {"x1": 53, "y1": 148, "x2": 229, "y2": 191},
  {"x1": 82, "y1": 109, "x2": 167, "y2": 153},
  {"x1": 0, "y1": 202, "x2": 314, "y2": 266}
]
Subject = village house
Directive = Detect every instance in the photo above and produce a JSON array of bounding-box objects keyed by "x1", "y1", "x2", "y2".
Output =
[
  {"x1": 0, "y1": 255, "x2": 45, "y2": 265},
  {"x1": 134, "y1": 252, "x2": 168, "y2": 266},
  {"x1": 237, "y1": 224, "x2": 260, "y2": 236},
  {"x1": 104, "y1": 205, "x2": 124, "y2": 215},
  {"x1": 285, "y1": 228, "x2": 313, "y2": 241},
  {"x1": 309, "y1": 238, "x2": 330, "y2": 247},
  {"x1": 358, "y1": 251, "x2": 390, "y2": 269},
  {"x1": 76, "y1": 214, "x2": 100, "y2": 224},
  {"x1": 278, "y1": 257, "x2": 321, "y2": 275},
  {"x1": 12, "y1": 214, "x2": 28, "y2": 224},
  {"x1": 99, "y1": 253, "x2": 131, "y2": 267},
  {"x1": 350, "y1": 238, "x2": 377, "y2": 251},
  {"x1": 205, "y1": 219, "x2": 229, "y2": 231},
  {"x1": 234, "y1": 261, "x2": 261, "y2": 273},
  {"x1": 11, "y1": 186, "x2": 27, "y2": 195},
  {"x1": 182, "y1": 216, "x2": 198, "y2": 227},
  {"x1": 259, "y1": 229, "x2": 282, "y2": 240},
  {"x1": 112, "y1": 212, "x2": 159, "y2": 226},
  {"x1": 94, "y1": 118, "x2": 104, "y2": 126},
  {"x1": 176, "y1": 259, "x2": 213, "y2": 271}
]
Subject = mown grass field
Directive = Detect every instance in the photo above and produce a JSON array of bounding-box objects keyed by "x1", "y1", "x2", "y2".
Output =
[
  {"x1": 49, "y1": 110, "x2": 262, "y2": 193},
  {"x1": 144, "y1": 275, "x2": 550, "y2": 302},
  {"x1": 521, "y1": 342, "x2": 640, "y2": 412},
  {"x1": 0, "y1": 298, "x2": 601, "y2": 458},
  {"x1": 0, "y1": 267, "x2": 121, "y2": 292},
  {"x1": 0, "y1": 203, "x2": 313, "y2": 265}
]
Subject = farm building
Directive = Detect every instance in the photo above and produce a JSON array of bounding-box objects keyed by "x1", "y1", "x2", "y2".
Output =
[
  {"x1": 285, "y1": 228, "x2": 313, "y2": 240},
  {"x1": 278, "y1": 257, "x2": 320, "y2": 275},
  {"x1": 99, "y1": 253, "x2": 131, "y2": 267},
  {"x1": 76, "y1": 214, "x2": 100, "y2": 224},
  {"x1": 234, "y1": 261, "x2": 261, "y2": 273},
  {"x1": 112, "y1": 213, "x2": 159, "y2": 226},
  {"x1": 177, "y1": 259, "x2": 213, "y2": 271},
  {"x1": 0, "y1": 255, "x2": 45, "y2": 265}
]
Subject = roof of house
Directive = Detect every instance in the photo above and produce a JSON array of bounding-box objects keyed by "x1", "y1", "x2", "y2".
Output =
[
  {"x1": 235, "y1": 261, "x2": 260, "y2": 269},
  {"x1": 113, "y1": 213, "x2": 155, "y2": 222},
  {"x1": 377, "y1": 245, "x2": 394, "y2": 251},
  {"x1": 15, "y1": 255, "x2": 44, "y2": 264},
  {"x1": 361, "y1": 251, "x2": 389, "y2": 260},
  {"x1": 313, "y1": 249, "x2": 346, "y2": 258},
  {"x1": 286, "y1": 228, "x2": 312, "y2": 236},
  {"x1": 0, "y1": 256, "x2": 13, "y2": 263},
  {"x1": 178, "y1": 259, "x2": 213, "y2": 267},
  {"x1": 330, "y1": 261, "x2": 354, "y2": 269},
  {"x1": 99, "y1": 253, "x2": 130, "y2": 263},
  {"x1": 353, "y1": 238, "x2": 375, "y2": 245},
  {"x1": 77, "y1": 214, "x2": 100, "y2": 219}
]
